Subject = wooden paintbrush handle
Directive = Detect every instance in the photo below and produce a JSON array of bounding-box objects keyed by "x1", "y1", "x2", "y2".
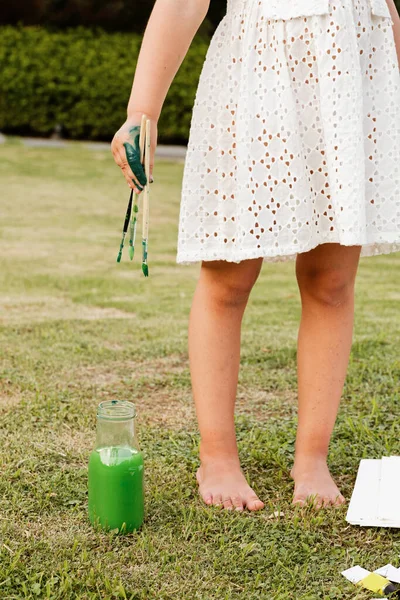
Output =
[{"x1": 142, "y1": 118, "x2": 151, "y2": 240}]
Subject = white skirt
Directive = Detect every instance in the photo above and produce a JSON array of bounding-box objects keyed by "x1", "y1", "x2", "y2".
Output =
[{"x1": 176, "y1": 0, "x2": 400, "y2": 264}]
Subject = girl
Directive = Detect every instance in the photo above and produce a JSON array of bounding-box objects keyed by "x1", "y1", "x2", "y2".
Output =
[{"x1": 111, "y1": 0, "x2": 400, "y2": 511}]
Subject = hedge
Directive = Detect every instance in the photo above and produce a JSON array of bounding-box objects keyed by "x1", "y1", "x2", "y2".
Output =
[{"x1": 0, "y1": 26, "x2": 209, "y2": 143}]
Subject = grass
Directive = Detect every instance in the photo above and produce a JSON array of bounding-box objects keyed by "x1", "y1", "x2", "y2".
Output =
[{"x1": 0, "y1": 138, "x2": 400, "y2": 600}]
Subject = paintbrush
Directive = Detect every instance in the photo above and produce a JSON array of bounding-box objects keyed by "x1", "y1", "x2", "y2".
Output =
[
  {"x1": 129, "y1": 114, "x2": 147, "y2": 260},
  {"x1": 141, "y1": 118, "x2": 151, "y2": 277},
  {"x1": 116, "y1": 189, "x2": 133, "y2": 263}
]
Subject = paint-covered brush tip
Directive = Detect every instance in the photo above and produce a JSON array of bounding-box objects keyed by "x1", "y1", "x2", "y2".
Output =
[
  {"x1": 117, "y1": 251, "x2": 122, "y2": 263},
  {"x1": 129, "y1": 246, "x2": 134, "y2": 260},
  {"x1": 142, "y1": 263, "x2": 149, "y2": 277}
]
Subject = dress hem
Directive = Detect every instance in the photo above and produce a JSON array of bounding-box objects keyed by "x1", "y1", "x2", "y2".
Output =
[{"x1": 176, "y1": 239, "x2": 400, "y2": 265}]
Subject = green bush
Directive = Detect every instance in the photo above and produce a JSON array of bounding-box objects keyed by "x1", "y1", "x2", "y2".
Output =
[{"x1": 0, "y1": 26, "x2": 209, "y2": 142}]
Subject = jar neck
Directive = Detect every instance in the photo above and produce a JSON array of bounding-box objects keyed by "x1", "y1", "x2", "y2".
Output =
[{"x1": 95, "y1": 417, "x2": 136, "y2": 449}]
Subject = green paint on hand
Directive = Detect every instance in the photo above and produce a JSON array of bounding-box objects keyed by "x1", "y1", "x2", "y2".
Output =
[{"x1": 123, "y1": 127, "x2": 147, "y2": 187}]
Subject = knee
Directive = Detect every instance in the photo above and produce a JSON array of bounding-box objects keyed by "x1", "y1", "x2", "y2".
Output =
[
  {"x1": 200, "y1": 259, "x2": 262, "y2": 308},
  {"x1": 202, "y1": 268, "x2": 258, "y2": 308},
  {"x1": 212, "y1": 277, "x2": 256, "y2": 308},
  {"x1": 296, "y1": 266, "x2": 355, "y2": 308}
]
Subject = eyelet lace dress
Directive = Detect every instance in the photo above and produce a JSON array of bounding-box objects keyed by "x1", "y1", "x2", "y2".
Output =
[{"x1": 176, "y1": 0, "x2": 400, "y2": 264}]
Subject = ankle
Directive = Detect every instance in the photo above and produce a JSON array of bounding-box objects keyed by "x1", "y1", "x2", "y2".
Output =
[
  {"x1": 199, "y1": 439, "x2": 240, "y2": 466},
  {"x1": 292, "y1": 451, "x2": 329, "y2": 472}
]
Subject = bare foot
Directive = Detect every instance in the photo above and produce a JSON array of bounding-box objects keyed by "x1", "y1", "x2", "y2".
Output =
[
  {"x1": 290, "y1": 456, "x2": 346, "y2": 508},
  {"x1": 196, "y1": 457, "x2": 265, "y2": 512}
]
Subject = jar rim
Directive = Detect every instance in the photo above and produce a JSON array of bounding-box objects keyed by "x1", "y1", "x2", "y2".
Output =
[{"x1": 97, "y1": 400, "x2": 136, "y2": 420}]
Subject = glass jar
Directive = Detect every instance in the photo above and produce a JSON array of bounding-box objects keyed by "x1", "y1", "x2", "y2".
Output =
[{"x1": 88, "y1": 400, "x2": 144, "y2": 532}]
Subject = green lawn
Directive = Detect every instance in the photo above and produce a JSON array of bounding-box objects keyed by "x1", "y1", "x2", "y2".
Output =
[{"x1": 1, "y1": 138, "x2": 399, "y2": 599}]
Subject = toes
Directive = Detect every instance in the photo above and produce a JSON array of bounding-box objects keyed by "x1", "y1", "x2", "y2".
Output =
[
  {"x1": 292, "y1": 495, "x2": 306, "y2": 507},
  {"x1": 293, "y1": 498, "x2": 306, "y2": 507},
  {"x1": 321, "y1": 496, "x2": 334, "y2": 508},
  {"x1": 317, "y1": 493, "x2": 346, "y2": 508},
  {"x1": 212, "y1": 493, "x2": 223, "y2": 507},
  {"x1": 319, "y1": 495, "x2": 341, "y2": 509},
  {"x1": 333, "y1": 493, "x2": 346, "y2": 507},
  {"x1": 245, "y1": 496, "x2": 265, "y2": 511},
  {"x1": 196, "y1": 467, "x2": 202, "y2": 485},
  {"x1": 293, "y1": 493, "x2": 315, "y2": 507},
  {"x1": 293, "y1": 493, "x2": 345, "y2": 509},
  {"x1": 223, "y1": 498, "x2": 234, "y2": 510},
  {"x1": 307, "y1": 495, "x2": 320, "y2": 509},
  {"x1": 202, "y1": 492, "x2": 213, "y2": 505},
  {"x1": 231, "y1": 496, "x2": 244, "y2": 511}
]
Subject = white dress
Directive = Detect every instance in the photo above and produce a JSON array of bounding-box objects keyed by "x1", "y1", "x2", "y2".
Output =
[{"x1": 176, "y1": 0, "x2": 400, "y2": 264}]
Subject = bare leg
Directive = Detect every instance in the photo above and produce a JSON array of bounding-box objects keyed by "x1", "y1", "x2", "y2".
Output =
[
  {"x1": 292, "y1": 243, "x2": 362, "y2": 507},
  {"x1": 189, "y1": 257, "x2": 265, "y2": 511}
]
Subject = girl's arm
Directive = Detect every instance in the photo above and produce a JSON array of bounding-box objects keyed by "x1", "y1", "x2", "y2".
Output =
[
  {"x1": 387, "y1": 0, "x2": 400, "y2": 67},
  {"x1": 112, "y1": 0, "x2": 210, "y2": 191}
]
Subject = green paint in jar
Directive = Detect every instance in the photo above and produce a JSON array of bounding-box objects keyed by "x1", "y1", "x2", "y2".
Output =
[{"x1": 88, "y1": 401, "x2": 144, "y2": 533}]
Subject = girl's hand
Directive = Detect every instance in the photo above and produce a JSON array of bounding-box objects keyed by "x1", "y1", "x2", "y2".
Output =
[{"x1": 111, "y1": 113, "x2": 158, "y2": 193}]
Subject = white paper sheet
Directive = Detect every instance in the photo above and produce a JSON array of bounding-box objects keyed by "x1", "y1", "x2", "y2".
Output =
[
  {"x1": 377, "y1": 457, "x2": 400, "y2": 523},
  {"x1": 374, "y1": 564, "x2": 400, "y2": 584},
  {"x1": 346, "y1": 459, "x2": 381, "y2": 525},
  {"x1": 341, "y1": 565, "x2": 370, "y2": 583},
  {"x1": 346, "y1": 457, "x2": 400, "y2": 528}
]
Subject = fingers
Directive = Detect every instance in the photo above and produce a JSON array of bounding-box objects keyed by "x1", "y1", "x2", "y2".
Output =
[
  {"x1": 149, "y1": 166, "x2": 154, "y2": 184},
  {"x1": 123, "y1": 141, "x2": 148, "y2": 187},
  {"x1": 113, "y1": 147, "x2": 144, "y2": 193},
  {"x1": 111, "y1": 124, "x2": 156, "y2": 190}
]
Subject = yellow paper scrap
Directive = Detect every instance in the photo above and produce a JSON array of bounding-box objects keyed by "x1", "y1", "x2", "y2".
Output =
[{"x1": 358, "y1": 573, "x2": 390, "y2": 594}]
